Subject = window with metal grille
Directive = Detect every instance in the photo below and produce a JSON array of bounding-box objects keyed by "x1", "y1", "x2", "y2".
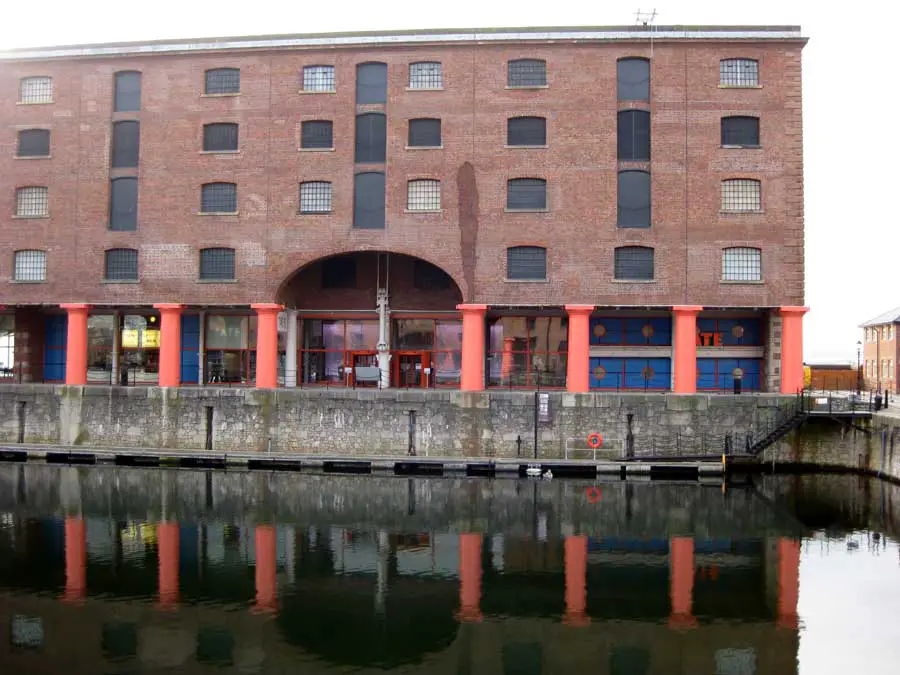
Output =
[
  {"x1": 111, "y1": 121, "x2": 140, "y2": 167},
  {"x1": 14, "y1": 250, "x2": 46, "y2": 281},
  {"x1": 507, "y1": 178, "x2": 547, "y2": 210},
  {"x1": 409, "y1": 62, "x2": 442, "y2": 89},
  {"x1": 353, "y1": 172, "x2": 385, "y2": 229},
  {"x1": 201, "y1": 182, "x2": 237, "y2": 213},
  {"x1": 205, "y1": 68, "x2": 240, "y2": 95},
  {"x1": 322, "y1": 257, "x2": 357, "y2": 289},
  {"x1": 614, "y1": 246, "x2": 654, "y2": 280},
  {"x1": 508, "y1": 59, "x2": 546, "y2": 87},
  {"x1": 720, "y1": 59, "x2": 759, "y2": 87},
  {"x1": 407, "y1": 179, "x2": 441, "y2": 211},
  {"x1": 203, "y1": 123, "x2": 238, "y2": 152},
  {"x1": 199, "y1": 248, "x2": 235, "y2": 280},
  {"x1": 104, "y1": 248, "x2": 138, "y2": 280},
  {"x1": 721, "y1": 179, "x2": 761, "y2": 212},
  {"x1": 302, "y1": 65, "x2": 335, "y2": 92},
  {"x1": 617, "y1": 58, "x2": 650, "y2": 101},
  {"x1": 408, "y1": 118, "x2": 441, "y2": 147},
  {"x1": 109, "y1": 178, "x2": 138, "y2": 230},
  {"x1": 617, "y1": 110, "x2": 650, "y2": 161},
  {"x1": 355, "y1": 113, "x2": 386, "y2": 162},
  {"x1": 15, "y1": 187, "x2": 48, "y2": 217},
  {"x1": 722, "y1": 247, "x2": 761, "y2": 281},
  {"x1": 356, "y1": 62, "x2": 387, "y2": 104},
  {"x1": 17, "y1": 129, "x2": 49, "y2": 157},
  {"x1": 413, "y1": 259, "x2": 452, "y2": 290},
  {"x1": 19, "y1": 77, "x2": 52, "y2": 104},
  {"x1": 721, "y1": 116, "x2": 760, "y2": 147},
  {"x1": 301, "y1": 120, "x2": 333, "y2": 149},
  {"x1": 507, "y1": 117, "x2": 546, "y2": 146},
  {"x1": 507, "y1": 246, "x2": 547, "y2": 280},
  {"x1": 299, "y1": 181, "x2": 332, "y2": 214},
  {"x1": 114, "y1": 71, "x2": 141, "y2": 112},
  {"x1": 617, "y1": 170, "x2": 650, "y2": 227}
]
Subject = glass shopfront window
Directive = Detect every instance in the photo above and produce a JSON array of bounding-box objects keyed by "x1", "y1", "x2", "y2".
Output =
[
  {"x1": 1, "y1": 315, "x2": 15, "y2": 380},
  {"x1": 206, "y1": 315, "x2": 256, "y2": 384},
  {"x1": 487, "y1": 316, "x2": 568, "y2": 388},
  {"x1": 391, "y1": 318, "x2": 462, "y2": 386},
  {"x1": 121, "y1": 314, "x2": 160, "y2": 384},
  {"x1": 87, "y1": 315, "x2": 115, "y2": 383}
]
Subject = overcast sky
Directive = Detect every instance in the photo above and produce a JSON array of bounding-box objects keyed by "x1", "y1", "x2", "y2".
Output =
[{"x1": 2, "y1": 0, "x2": 896, "y2": 365}]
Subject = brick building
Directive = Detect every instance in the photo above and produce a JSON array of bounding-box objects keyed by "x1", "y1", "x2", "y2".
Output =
[
  {"x1": 0, "y1": 25, "x2": 808, "y2": 393},
  {"x1": 861, "y1": 307, "x2": 899, "y2": 393}
]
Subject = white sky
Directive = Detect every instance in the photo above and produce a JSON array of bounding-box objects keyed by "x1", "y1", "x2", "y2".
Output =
[{"x1": 2, "y1": 0, "x2": 896, "y2": 365}]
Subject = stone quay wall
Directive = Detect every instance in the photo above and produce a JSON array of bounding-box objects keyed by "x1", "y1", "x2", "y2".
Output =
[{"x1": 0, "y1": 384, "x2": 796, "y2": 458}]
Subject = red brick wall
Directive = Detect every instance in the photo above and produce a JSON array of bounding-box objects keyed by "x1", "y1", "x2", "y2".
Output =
[{"x1": 0, "y1": 38, "x2": 805, "y2": 309}]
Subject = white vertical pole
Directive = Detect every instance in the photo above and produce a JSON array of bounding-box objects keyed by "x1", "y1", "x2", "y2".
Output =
[{"x1": 285, "y1": 309, "x2": 298, "y2": 387}]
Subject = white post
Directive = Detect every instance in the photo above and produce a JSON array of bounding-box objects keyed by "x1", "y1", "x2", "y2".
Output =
[
  {"x1": 376, "y1": 289, "x2": 391, "y2": 389},
  {"x1": 285, "y1": 309, "x2": 298, "y2": 387},
  {"x1": 111, "y1": 311, "x2": 121, "y2": 385}
]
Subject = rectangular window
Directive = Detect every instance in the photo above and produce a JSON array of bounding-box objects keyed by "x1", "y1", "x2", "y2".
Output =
[
  {"x1": 16, "y1": 187, "x2": 48, "y2": 217},
  {"x1": 721, "y1": 117, "x2": 760, "y2": 147},
  {"x1": 617, "y1": 170, "x2": 651, "y2": 227},
  {"x1": 614, "y1": 247, "x2": 654, "y2": 281},
  {"x1": 105, "y1": 249, "x2": 138, "y2": 281},
  {"x1": 488, "y1": 318, "x2": 567, "y2": 388},
  {"x1": 201, "y1": 183, "x2": 237, "y2": 213},
  {"x1": 720, "y1": 59, "x2": 759, "y2": 87},
  {"x1": 353, "y1": 172, "x2": 385, "y2": 229},
  {"x1": 356, "y1": 62, "x2": 387, "y2": 104},
  {"x1": 721, "y1": 179, "x2": 761, "y2": 212},
  {"x1": 205, "y1": 68, "x2": 240, "y2": 95},
  {"x1": 508, "y1": 59, "x2": 546, "y2": 87},
  {"x1": 203, "y1": 123, "x2": 239, "y2": 152},
  {"x1": 722, "y1": 248, "x2": 761, "y2": 282},
  {"x1": 17, "y1": 129, "x2": 50, "y2": 157},
  {"x1": 114, "y1": 71, "x2": 141, "y2": 112},
  {"x1": 408, "y1": 118, "x2": 441, "y2": 147},
  {"x1": 407, "y1": 180, "x2": 441, "y2": 211},
  {"x1": 507, "y1": 178, "x2": 547, "y2": 210},
  {"x1": 111, "y1": 121, "x2": 140, "y2": 167},
  {"x1": 14, "y1": 250, "x2": 46, "y2": 281},
  {"x1": 301, "y1": 120, "x2": 333, "y2": 149},
  {"x1": 299, "y1": 181, "x2": 333, "y2": 214},
  {"x1": 302, "y1": 65, "x2": 335, "y2": 92},
  {"x1": 200, "y1": 248, "x2": 235, "y2": 280},
  {"x1": 507, "y1": 246, "x2": 547, "y2": 281},
  {"x1": 507, "y1": 117, "x2": 546, "y2": 146},
  {"x1": 617, "y1": 110, "x2": 650, "y2": 161},
  {"x1": 19, "y1": 77, "x2": 52, "y2": 104},
  {"x1": 109, "y1": 178, "x2": 138, "y2": 231},
  {"x1": 355, "y1": 113, "x2": 386, "y2": 162},
  {"x1": 409, "y1": 62, "x2": 442, "y2": 89},
  {"x1": 617, "y1": 58, "x2": 651, "y2": 101}
]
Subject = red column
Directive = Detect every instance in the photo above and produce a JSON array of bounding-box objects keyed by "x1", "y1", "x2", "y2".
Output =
[
  {"x1": 777, "y1": 537, "x2": 801, "y2": 630},
  {"x1": 669, "y1": 537, "x2": 697, "y2": 629},
  {"x1": 154, "y1": 304, "x2": 184, "y2": 388},
  {"x1": 456, "y1": 533, "x2": 483, "y2": 622},
  {"x1": 565, "y1": 305, "x2": 593, "y2": 393},
  {"x1": 254, "y1": 525, "x2": 277, "y2": 614},
  {"x1": 458, "y1": 304, "x2": 487, "y2": 392},
  {"x1": 158, "y1": 522, "x2": 179, "y2": 610},
  {"x1": 673, "y1": 306, "x2": 703, "y2": 394},
  {"x1": 564, "y1": 535, "x2": 590, "y2": 626},
  {"x1": 500, "y1": 337, "x2": 515, "y2": 382},
  {"x1": 61, "y1": 304, "x2": 90, "y2": 386},
  {"x1": 252, "y1": 304, "x2": 283, "y2": 389},
  {"x1": 780, "y1": 307, "x2": 809, "y2": 394},
  {"x1": 63, "y1": 517, "x2": 86, "y2": 603}
]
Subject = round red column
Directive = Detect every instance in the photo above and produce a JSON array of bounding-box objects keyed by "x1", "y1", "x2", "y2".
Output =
[
  {"x1": 456, "y1": 533, "x2": 483, "y2": 622},
  {"x1": 672, "y1": 306, "x2": 703, "y2": 394},
  {"x1": 565, "y1": 305, "x2": 593, "y2": 393},
  {"x1": 154, "y1": 304, "x2": 184, "y2": 388},
  {"x1": 61, "y1": 304, "x2": 91, "y2": 386},
  {"x1": 254, "y1": 525, "x2": 278, "y2": 614},
  {"x1": 457, "y1": 304, "x2": 487, "y2": 392},
  {"x1": 157, "y1": 521, "x2": 179, "y2": 610},
  {"x1": 564, "y1": 535, "x2": 590, "y2": 626},
  {"x1": 669, "y1": 536, "x2": 697, "y2": 629},
  {"x1": 780, "y1": 307, "x2": 809, "y2": 394},
  {"x1": 63, "y1": 517, "x2": 86, "y2": 603},
  {"x1": 252, "y1": 304, "x2": 283, "y2": 389}
]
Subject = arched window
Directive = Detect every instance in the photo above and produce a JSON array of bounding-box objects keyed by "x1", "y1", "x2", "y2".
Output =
[
  {"x1": 14, "y1": 250, "x2": 46, "y2": 282},
  {"x1": 614, "y1": 246, "x2": 654, "y2": 280},
  {"x1": 199, "y1": 248, "x2": 235, "y2": 280},
  {"x1": 302, "y1": 65, "x2": 335, "y2": 92},
  {"x1": 105, "y1": 248, "x2": 138, "y2": 281},
  {"x1": 617, "y1": 57, "x2": 650, "y2": 101},
  {"x1": 299, "y1": 181, "x2": 333, "y2": 214},
  {"x1": 407, "y1": 179, "x2": 441, "y2": 211},
  {"x1": 617, "y1": 110, "x2": 650, "y2": 161},
  {"x1": 408, "y1": 118, "x2": 441, "y2": 147},
  {"x1": 617, "y1": 170, "x2": 650, "y2": 227},
  {"x1": 114, "y1": 71, "x2": 142, "y2": 112},
  {"x1": 508, "y1": 59, "x2": 546, "y2": 87},
  {"x1": 507, "y1": 178, "x2": 547, "y2": 210},
  {"x1": 17, "y1": 129, "x2": 50, "y2": 157},
  {"x1": 506, "y1": 246, "x2": 547, "y2": 280},
  {"x1": 204, "y1": 68, "x2": 240, "y2": 95},
  {"x1": 722, "y1": 247, "x2": 761, "y2": 281},
  {"x1": 720, "y1": 59, "x2": 759, "y2": 87},
  {"x1": 721, "y1": 179, "x2": 761, "y2": 212},
  {"x1": 507, "y1": 117, "x2": 547, "y2": 146},
  {"x1": 200, "y1": 182, "x2": 237, "y2": 213},
  {"x1": 15, "y1": 187, "x2": 48, "y2": 217},
  {"x1": 203, "y1": 123, "x2": 239, "y2": 152},
  {"x1": 409, "y1": 62, "x2": 443, "y2": 89},
  {"x1": 19, "y1": 76, "x2": 52, "y2": 104},
  {"x1": 301, "y1": 120, "x2": 333, "y2": 150},
  {"x1": 721, "y1": 116, "x2": 760, "y2": 147}
]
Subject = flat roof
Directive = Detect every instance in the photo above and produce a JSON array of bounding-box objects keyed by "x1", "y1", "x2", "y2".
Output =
[{"x1": 0, "y1": 25, "x2": 806, "y2": 62}]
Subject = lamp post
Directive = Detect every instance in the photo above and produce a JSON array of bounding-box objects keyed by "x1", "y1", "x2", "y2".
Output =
[{"x1": 857, "y1": 340, "x2": 862, "y2": 395}]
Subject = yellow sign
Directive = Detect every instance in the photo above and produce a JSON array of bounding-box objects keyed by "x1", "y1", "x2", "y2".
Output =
[
  {"x1": 142, "y1": 330, "x2": 160, "y2": 348},
  {"x1": 121, "y1": 329, "x2": 139, "y2": 348},
  {"x1": 121, "y1": 329, "x2": 160, "y2": 349}
]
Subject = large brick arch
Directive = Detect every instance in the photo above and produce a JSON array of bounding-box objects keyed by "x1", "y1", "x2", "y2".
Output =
[{"x1": 271, "y1": 246, "x2": 467, "y2": 306}]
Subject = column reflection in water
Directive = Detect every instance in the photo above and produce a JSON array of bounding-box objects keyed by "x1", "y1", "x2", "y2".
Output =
[
  {"x1": 63, "y1": 516, "x2": 86, "y2": 603},
  {"x1": 457, "y1": 532, "x2": 482, "y2": 622},
  {"x1": 254, "y1": 524, "x2": 277, "y2": 614},
  {"x1": 157, "y1": 521, "x2": 179, "y2": 610},
  {"x1": 564, "y1": 535, "x2": 589, "y2": 626},
  {"x1": 778, "y1": 537, "x2": 801, "y2": 630},
  {"x1": 669, "y1": 536, "x2": 696, "y2": 629}
]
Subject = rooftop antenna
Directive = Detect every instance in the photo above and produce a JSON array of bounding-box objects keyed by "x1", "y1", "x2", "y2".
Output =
[{"x1": 635, "y1": 8, "x2": 658, "y2": 57}]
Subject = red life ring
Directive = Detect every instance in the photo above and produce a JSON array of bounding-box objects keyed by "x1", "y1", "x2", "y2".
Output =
[
  {"x1": 585, "y1": 487, "x2": 602, "y2": 503},
  {"x1": 587, "y1": 433, "x2": 603, "y2": 448}
]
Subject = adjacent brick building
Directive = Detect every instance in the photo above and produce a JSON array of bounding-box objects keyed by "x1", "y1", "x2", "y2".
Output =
[
  {"x1": 0, "y1": 25, "x2": 808, "y2": 393},
  {"x1": 861, "y1": 307, "x2": 899, "y2": 393}
]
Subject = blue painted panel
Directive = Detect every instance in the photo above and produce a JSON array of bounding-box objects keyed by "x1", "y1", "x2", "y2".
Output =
[
  {"x1": 697, "y1": 318, "x2": 716, "y2": 334},
  {"x1": 623, "y1": 358, "x2": 671, "y2": 389},
  {"x1": 590, "y1": 318, "x2": 622, "y2": 345},
  {"x1": 646, "y1": 358, "x2": 671, "y2": 389},
  {"x1": 624, "y1": 317, "x2": 672, "y2": 346},
  {"x1": 697, "y1": 358, "x2": 763, "y2": 390},
  {"x1": 719, "y1": 318, "x2": 762, "y2": 346},
  {"x1": 697, "y1": 359, "x2": 717, "y2": 389},
  {"x1": 624, "y1": 358, "x2": 646, "y2": 388},
  {"x1": 589, "y1": 357, "x2": 623, "y2": 389},
  {"x1": 589, "y1": 537, "x2": 670, "y2": 553},
  {"x1": 180, "y1": 314, "x2": 200, "y2": 384},
  {"x1": 43, "y1": 315, "x2": 67, "y2": 381}
]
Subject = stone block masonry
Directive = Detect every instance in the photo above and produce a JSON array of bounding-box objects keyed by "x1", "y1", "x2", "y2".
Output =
[{"x1": 0, "y1": 384, "x2": 796, "y2": 458}]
